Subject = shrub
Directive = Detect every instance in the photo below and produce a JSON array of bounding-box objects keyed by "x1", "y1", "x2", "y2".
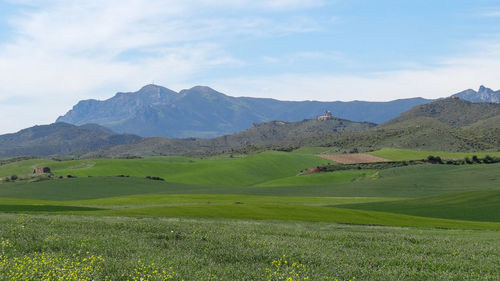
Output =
[
  {"x1": 146, "y1": 176, "x2": 165, "y2": 181},
  {"x1": 484, "y1": 155, "x2": 494, "y2": 164},
  {"x1": 472, "y1": 155, "x2": 480, "y2": 163}
]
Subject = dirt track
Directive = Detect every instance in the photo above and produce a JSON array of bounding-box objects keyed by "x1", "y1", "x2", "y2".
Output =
[{"x1": 317, "y1": 154, "x2": 391, "y2": 164}]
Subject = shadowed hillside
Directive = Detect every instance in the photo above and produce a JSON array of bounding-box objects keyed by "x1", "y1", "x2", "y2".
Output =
[
  {"x1": 0, "y1": 123, "x2": 142, "y2": 158},
  {"x1": 82, "y1": 118, "x2": 375, "y2": 158},
  {"x1": 382, "y1": 98, "x2": 500, "y2": 128}
]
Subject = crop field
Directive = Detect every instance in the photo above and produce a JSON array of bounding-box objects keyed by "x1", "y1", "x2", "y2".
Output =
[{"x1": 0, "y1": 149, "x2": 499, "y2": 279}]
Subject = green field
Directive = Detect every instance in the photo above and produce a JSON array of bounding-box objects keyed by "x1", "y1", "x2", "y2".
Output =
[
  {"x1": 0, "y1": 151, "x2": 331, "y2": 186},
  {"x1": 0, "y1": 149, "x2": 499, "y2": 279},
  {"x1": 368, "y1": 148, "x2": 500, "y2": 161},
  {"x1": 340, "y1": 190, "x2": 500, "y2": 222}
]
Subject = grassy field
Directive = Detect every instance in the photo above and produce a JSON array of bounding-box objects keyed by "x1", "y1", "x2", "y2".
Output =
[
  {"x1": 0, "y1": 162, "x2": 499, "y2": 229},
  {"x1": 368, "y1": 148, "x2": 500, "y2": 161},
  {"x1": 340, "y1": 190, "x2": 500, "y2": 222},
  {"x1": 0, "y1": 149, "x2": 499, "y2": 279},
  {"x1": 0, "y1": 214, "x2": 498, "y2": 281},
  {"x1": 0, "y1": 151, "x2": 332, "y2": 186}
]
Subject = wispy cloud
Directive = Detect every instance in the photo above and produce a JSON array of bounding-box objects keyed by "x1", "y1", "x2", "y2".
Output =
[
  {"x1": 480, "y1": 9, "x2": 500, "y2": 17},
  {"x1": 0, "y1": 0, "x2": 326, "y2": 133}
]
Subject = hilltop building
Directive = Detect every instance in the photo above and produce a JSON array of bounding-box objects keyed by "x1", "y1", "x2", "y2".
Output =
[{"x1": 317, "y1": 110, "x2": 334, "y2": 121}]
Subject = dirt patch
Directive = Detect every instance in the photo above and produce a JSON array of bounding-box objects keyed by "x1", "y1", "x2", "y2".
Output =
[{"x1": 317, "y1": 154, "x2": 391, "y2": 164}]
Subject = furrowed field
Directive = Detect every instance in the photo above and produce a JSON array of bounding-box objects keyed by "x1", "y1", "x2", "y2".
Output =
[{"x1": 0, "y1": 148, "x2": 499, "y2": 280}]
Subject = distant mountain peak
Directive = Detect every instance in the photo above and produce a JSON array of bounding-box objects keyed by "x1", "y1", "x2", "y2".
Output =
[
  {"x1": 139, "y1": 84, "x2": 164, "y2": 91},
  {"x1": 180, "y1": 85, "x2": 221, "y2": 95},
  {"x1": 478, "y1": 85, "x2": 494, "y2": 93},
  {"x1": 452, "y1": 85, "x2": 500, "y2": 103}
]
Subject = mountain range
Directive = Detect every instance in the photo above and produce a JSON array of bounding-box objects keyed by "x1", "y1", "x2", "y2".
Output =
[
  {"x1": 80, "y1": 98, "x2": 500, "y2": 158},
  {"x1": 2, "y1": 85, "x2": 500, "y2": 158},
  {"x1": 56, "y1": 84, "x2": 432, "y2": 138}
]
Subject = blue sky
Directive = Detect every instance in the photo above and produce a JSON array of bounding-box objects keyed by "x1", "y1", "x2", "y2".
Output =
[{"x1": 1, "y1": 0, "x2": 500, "y2": 133}]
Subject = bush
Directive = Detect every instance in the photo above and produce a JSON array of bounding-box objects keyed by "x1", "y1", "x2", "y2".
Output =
[
  {"x1": 465, "y1": 157, "x2": 473, "y2": 164},
  {"x1": 472, "y1": 155, "x2": 480, "y2": 163},
  {"x1": 146, "y1": 176, "x2": 165, "y2": 181},
  {"x1": 427, "y1": 156, "x2": 443, "y2": 164}
]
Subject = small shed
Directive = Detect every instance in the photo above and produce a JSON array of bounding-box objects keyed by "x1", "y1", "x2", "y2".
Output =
[{"x1": 33, "y1": 167, "x2": 51, "y2": 174}]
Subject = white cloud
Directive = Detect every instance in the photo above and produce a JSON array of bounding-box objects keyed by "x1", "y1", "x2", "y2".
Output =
[{"x1": 0, "y1": 0, "x2": 324, "y2": 133}]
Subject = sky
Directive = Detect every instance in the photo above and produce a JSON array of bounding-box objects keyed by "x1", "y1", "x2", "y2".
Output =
[{"x1": 1, "y1": 0, "x2": 500, "y2": 133}]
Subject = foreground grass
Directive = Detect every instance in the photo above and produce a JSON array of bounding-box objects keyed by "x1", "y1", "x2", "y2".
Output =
[{"x1": 0, "y1": 214, "x2": 498, "y2": 280}]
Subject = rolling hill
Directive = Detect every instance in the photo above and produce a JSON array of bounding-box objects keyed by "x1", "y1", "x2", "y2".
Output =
[
  {"x1": 299, "y1": 98, "x2": 500, "y2": 152},
  {"x1": 56, "y1": 84, "x2": 431, "y2": 138},
  {"x1": 0, "y1": 123, "x2": 142, "y2": 158},
  {"x1": 382, "y1": 97, "x2": 500, "y2": 128},
  {"x1": 82, "y1": 117, "x2": 375, "y2": 158}
]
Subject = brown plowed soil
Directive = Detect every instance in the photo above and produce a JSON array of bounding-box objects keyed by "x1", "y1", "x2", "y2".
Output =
[{"x1": 317, "y1": 154, "x2": 391, "y2": 164}]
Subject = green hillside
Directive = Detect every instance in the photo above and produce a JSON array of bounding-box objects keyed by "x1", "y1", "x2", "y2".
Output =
[
  {"x1": 55, "y1": 151, "x2": 330, "y2": 186},
  {"x1": 0, "y1": 123, "x2": 141, "y2": 158},
  {"x1": 340, "y1": 190, "x2": 500, "y2": 222},
  {"x1": 368, "y1": 148, "x2": 500, "y2": 161}
]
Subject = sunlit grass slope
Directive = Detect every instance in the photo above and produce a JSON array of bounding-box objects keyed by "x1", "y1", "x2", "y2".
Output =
[
  {"x1": 1, "y1": 163, "x2": 499, "y2": 200},
  {"x1": 369, "y1": 148, "x2": 500, "y2": 161},
  {"x1": 0, "y1": 193, "x2": 498, "y2": 229},
  {"x1": 339, "y1": 190, "x2": 500, "y2": 222},
  {"x1": 256, "y1": 170, "x2": 377, "y2": 186},
  {"x1": 52, "y1": 151, "x2": 329, "y2": 186}
]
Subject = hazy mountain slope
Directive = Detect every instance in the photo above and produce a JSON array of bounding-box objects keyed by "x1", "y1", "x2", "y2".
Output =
[
  {"x1": 382, "y1": 98, "x2": 500, "y2": 128},
  {"x1": 82, "y1": 118, "x2": 375, "y2": 158},
  {"x1": 0, "y1": 123, "x2": 142, "y2": 158},
  {"x1": 57, "y1": 84, "x2": 431, "y2": 138},
  {"x1": 452, "y1": 86, "x2": 500, "y2": 103}
]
